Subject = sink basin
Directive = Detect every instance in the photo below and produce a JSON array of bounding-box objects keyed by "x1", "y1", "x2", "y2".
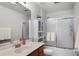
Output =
[
  {"x1": 14, "y1": 45, "x2": 33, "y2": 53},
  {"x1": 14, "y1": 46, "x2": 27, "y2": 53}
]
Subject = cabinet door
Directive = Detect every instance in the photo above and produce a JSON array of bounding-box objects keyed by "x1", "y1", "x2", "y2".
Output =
[
  {"x1": 39, "y1": 52, "x2": 43, "y2": 56},
  {"x1": 28, "y1": 46, "x2": 44, "y2": 56},
  {"x1": 28, "y1": 49, "x2": 38, "y2": 56},
  {"x1": 38, "y1": 46, "x2": 43, "y2": 53},
  {"x1": 38, "y1": 46, "x2": 44, "y2": 56}
]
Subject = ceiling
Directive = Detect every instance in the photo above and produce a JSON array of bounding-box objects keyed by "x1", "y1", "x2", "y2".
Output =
[
  {"x1": 0, "y1": 2, "x2": 31, "y2": 16},
  {"x1": 36, "y1": 2, "x2": 75, "y2": 13}
]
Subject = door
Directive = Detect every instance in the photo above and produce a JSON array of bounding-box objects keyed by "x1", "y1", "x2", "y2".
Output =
[{"x1": 56, "y1": 19, "x2": 74, "y2": 49}]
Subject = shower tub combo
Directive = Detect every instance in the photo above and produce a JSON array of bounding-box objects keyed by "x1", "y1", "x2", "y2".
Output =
[{"x1": 44, "y1": 17, "x2": 78, "y2": 56}]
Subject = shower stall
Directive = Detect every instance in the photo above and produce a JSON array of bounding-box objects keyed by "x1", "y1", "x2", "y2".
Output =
[
  {"x1": 46, "y1": 17, "x2": 74, "y2": 49},
  {"x1": 44, "y1": 17, "x2": 76, "y2": 56},
  {"x1": 56, "y1": 18, "x2": 74, "y2": 49}
]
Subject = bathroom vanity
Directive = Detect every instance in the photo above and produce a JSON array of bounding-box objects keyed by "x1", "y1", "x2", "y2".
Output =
[
  {"x1": 28, "y1": 45, "x2": 44, "y2": 56},
  {"x1": 0, "y1": 42, "x2": 44, "y2": 56}
]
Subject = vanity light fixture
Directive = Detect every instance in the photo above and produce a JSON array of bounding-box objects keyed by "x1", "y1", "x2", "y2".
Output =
[{"x1": 11, "y1": 2, "x2": 16, "y2": 4}]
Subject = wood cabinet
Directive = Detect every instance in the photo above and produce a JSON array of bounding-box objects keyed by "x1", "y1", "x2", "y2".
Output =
[{"x1": 28, "y1": 45, "x2": 44, "y2": 56}]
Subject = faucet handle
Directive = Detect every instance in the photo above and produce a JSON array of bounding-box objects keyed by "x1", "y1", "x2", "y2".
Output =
[{"x1": 15, "y1": 43, "x2": 21, "y2": 48}]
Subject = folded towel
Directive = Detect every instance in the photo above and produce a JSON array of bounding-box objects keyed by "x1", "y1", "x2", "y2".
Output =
[
  {"x1": 51, "y1": 32, "x2": 56, "y2": 41},
  {"x1": 47, "y1": 32, "x2": 56, "y2": 41},
  {"x1": 47, "y1": 32, "x2": 50, "y2": 41}
]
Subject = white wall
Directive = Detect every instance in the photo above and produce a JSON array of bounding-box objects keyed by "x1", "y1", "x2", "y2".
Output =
[
  {"x1": 19, "y1": 2, "x2": 41, "y2": 20},
  {"x1": 73, "y1": 2, "x2": 79, "y2": 48},
  {"x1": 0, "y1": 5, "x2": 29, "y2": 41},
  {"x1": 19, "y1": 2, "x2": 47, "y2": 20},
  {"x1": 47, "y1": 10, "x2": 73, "y2": 18},
  {"x1": 26, "y1": 3, "x2": 41, "y2": 20},
  {"x1": 73, "y1": 2, "x2": 79, "y2": 34},
  {"x1": 40, "y1": 8, "x2": 47, "y2": 20}
]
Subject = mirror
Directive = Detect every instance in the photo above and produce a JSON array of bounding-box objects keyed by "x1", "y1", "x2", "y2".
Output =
[{"x1": 0, "y1": 2, "x2": 31, "y2": 45}]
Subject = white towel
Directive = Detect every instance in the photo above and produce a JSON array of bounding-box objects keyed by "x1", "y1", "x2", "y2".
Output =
[
  {"x1": 51, "y1": 32, "x2": 56, "y2": 41},
  {"x1": 0, "y1": 27, "x2": 11, "y2": 40},
  {"x1": 47, "y1": 32, "x2": 56, "y2": 41},
  {"x1": 47, "y1": 32, "x2": 50, "y2": 41},
  {"x1": 75, "y1": 27, "x2": 79, "y2": 48}
]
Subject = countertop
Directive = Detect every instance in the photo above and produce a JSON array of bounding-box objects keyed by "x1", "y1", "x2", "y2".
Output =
[{"x1": 0, "y1": 42, "x2": 44, "y2": 56}]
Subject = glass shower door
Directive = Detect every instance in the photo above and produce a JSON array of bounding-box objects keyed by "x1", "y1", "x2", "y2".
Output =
[{"x1": 56, "y1": 19, "x2": 74, "y2": 49}]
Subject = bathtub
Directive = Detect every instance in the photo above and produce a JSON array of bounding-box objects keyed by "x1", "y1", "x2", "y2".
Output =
[{"x1": 44, "y1": 46, "x2": 77, "y2": 56}]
